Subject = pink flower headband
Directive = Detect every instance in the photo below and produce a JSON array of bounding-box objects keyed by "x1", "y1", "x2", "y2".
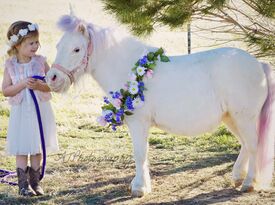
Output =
[{"x1": 8, "y1": 23, "x2": 39, "y2": 46}]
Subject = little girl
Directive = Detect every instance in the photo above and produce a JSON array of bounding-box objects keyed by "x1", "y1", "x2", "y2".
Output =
[{"x1": 2, "y1": 21, "x2": 59, "y2": 196}]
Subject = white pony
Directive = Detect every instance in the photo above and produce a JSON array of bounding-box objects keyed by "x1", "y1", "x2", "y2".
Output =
[{"x1": 46, "y1": 14, "x2": 275, "y2": 197}]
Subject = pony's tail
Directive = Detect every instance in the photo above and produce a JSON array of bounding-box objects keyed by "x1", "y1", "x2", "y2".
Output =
[{"x1": 257, "y1": 63, "x2": 275, "y2": 189}]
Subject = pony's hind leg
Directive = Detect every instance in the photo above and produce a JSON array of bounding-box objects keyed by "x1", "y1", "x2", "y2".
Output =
[
  {"x1": 223, "y1": 113, "x2": 248, "y2": 187},
  {"x1": 232, "y1": 115, "x2": 259, "y2": 192}
]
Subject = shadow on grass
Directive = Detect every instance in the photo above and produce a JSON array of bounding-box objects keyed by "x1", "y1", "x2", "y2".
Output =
[
  {"x1": 0, "y1": 194, "x2": 53, "y2": 205},
  {"x1": 145, "y1": 188, "x2": 243, "y2": 205},
  {"x1": 54, "y1": 174, "x2": 134, "y2": 204},
  {"x1": 52, "y1": 154, "x2": 237, "y2": 204},
  {"x1": 0, "y1": 154, "x2": 238, "y2": 204},
  {"x1": 151, "y1": 153, "x2": 237, "y2": 177}
]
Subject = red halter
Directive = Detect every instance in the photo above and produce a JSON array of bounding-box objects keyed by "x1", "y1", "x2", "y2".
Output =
[{"x1": 52, "y1": 40, "x2": 93, "y2": 84}]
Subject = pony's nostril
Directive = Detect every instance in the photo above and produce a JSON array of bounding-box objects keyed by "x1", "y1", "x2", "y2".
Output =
[{"x1": 52, "y1": 74, "x2": 57, "y2": 81}]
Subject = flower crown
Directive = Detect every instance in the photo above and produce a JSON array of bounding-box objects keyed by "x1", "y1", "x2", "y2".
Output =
[{"x1": 8, "y1": 23, "x2": 39, "y2": 46}]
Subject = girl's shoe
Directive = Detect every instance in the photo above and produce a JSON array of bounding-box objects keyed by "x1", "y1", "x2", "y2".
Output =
[
  {"x1": 29, "y1": 167, "x2": 44, "y2": 195},
  {"x1": 16, "y1": 167, "x2": 36, "y2": 196}
]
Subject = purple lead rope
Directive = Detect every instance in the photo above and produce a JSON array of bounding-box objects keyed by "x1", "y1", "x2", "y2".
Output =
[{"x1": 0, "y1": 75, "x2": 47, "y2": 185}]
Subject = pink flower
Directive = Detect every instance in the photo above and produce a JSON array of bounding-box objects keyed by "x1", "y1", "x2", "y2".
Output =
[
  {"x1": 113, "y1": 99, "x2": 122, "y2": 109},
  {"x1": 123, "y1": 83, "x2": 129, "y2": 90},
  {"x1": 97, "y1": 116, "x2": 107, "y2": 126},
  {"x1": 146, "y1": 69, "x2": 154, "y2": 79},
  {"x1": 130, "y1": 73, "x2": 137, "y2": 81}
]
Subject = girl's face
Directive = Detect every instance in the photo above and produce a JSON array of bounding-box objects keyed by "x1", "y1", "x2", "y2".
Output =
[{"x1": 16, "y1": 35, "x2": 40, "y2": 58}]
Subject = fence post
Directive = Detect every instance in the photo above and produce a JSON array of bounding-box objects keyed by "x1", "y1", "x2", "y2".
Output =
[{"x1": 187, "y1": 23, "x2": 191, "y2": 54}]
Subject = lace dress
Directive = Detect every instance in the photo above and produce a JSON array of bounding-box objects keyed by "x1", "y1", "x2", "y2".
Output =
[{"x1": 5, "y1": 55, "x2": 59, "y2": 155}]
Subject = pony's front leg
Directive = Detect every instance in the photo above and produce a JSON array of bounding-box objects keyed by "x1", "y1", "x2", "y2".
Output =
[{"x1": 127, "y1": 120, "x2": 151, "y2": 197}]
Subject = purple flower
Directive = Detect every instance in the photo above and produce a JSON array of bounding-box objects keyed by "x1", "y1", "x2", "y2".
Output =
[
  {"x1": 140, "y1": 94, "x2": 145, "y2": 101},
  {"x1": 103, "y1": 110, "x2": 114, "y2": 122},
  {"x1": 139, "y1": 56, "x2": 148, "y2": 66},
  {"x1": 138, "y1": 81, "x2": 144, "y2": 87},
  {"x1": 104, "y1": 97, "x2": 110, "y2": 104},
  {"x1": 112, "y1": 91, "x2": 121, "y2": 99},
  {"x1": 116, "y1": 114, "x2": 122, "y2": 123},
  {"x1": 117, "y1": 108, "x2": 124, "y2": 116},
  {"x1": 138, "y1": 82, "x2": 145, "y2": 92},
  {"x1": 112, "y1": 124, "x2": 117, "y2": 131},
  {"x1": 125, "y1": 96, "x2": 134, "y2": 111}
]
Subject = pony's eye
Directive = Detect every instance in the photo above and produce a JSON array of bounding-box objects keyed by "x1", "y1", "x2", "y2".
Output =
[{"x1": 74, "y1": 48, "x2": 80, "y2": 53}]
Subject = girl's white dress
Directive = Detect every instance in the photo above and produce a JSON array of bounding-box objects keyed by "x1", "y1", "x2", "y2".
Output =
[{"x1": 5, "y1": 55, "x2": 59, "y2": 156}]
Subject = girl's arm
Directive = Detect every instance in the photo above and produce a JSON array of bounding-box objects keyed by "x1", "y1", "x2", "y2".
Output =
[
  {"x1": 2, "y1": 67, "x2": 27, "y2": 97},
  {"x1": 27, "y1": 62, "x2": 51, "y2": 92}
]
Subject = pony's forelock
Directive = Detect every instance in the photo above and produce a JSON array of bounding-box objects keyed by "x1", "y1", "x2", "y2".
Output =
[{"x1": 57, "y1": 15, "x2": 81, "y2": 32}]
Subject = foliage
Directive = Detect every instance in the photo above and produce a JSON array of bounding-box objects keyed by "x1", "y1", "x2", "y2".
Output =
[{"x1": 102, "y1": 0, "x2": 275, "y2": 59}]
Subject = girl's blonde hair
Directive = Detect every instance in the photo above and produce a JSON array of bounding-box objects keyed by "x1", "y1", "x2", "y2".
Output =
[{"x1": 7, "y1": 21, "x2": 39, "y2": 56}]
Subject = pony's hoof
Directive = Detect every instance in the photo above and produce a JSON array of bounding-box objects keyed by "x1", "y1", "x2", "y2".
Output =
[
  {"x1": 131, "y1": 189, "x2": 145, "y2": 198},
  {"x1": 234, "y1": 179, "x2": 243, "y2": 188},
  {"x1": 241, "y1": 185, "x2": 254, "y2": 192}
]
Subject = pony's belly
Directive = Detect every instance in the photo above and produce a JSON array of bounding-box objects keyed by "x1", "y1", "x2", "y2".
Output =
[
  {"x1": 153, "y1": 105, "x2": 223, "y2": 136},
  {"x1": 150, "y1": 86, "x2": 224, "y2": 136}
]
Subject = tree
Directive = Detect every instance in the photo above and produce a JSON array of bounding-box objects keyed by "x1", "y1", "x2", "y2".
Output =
[{"x1": 102, "y1": 0, "x2": 275, "y2": 61}]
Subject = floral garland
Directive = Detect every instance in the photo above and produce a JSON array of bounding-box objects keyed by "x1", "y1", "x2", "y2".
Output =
[
  {"x1": 97, "y1": 48, "x2": 170, "y2": 131},
  {"x1": 8, "y1": 23, "x2": 39, "y2": 46}
]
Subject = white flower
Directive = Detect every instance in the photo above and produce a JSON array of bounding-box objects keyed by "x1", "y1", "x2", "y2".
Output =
[
  {"x1": 133, "y1": 97, "x2": 144, "y2": 108},
  {"x1": 130, "y1": 80, "x2": 138, "y2": 87},
  {"x1": 129, "y1": 84, "x2": 139, "y2": 95},
  {"x1": 18, "y1": 29, "x2": 28, "y2": 37},
  {"x1": 28, "y1": 23, "x2": 38, "y2": 31},
  {"x1": 136, "y1": 66, "x2": 146, "y2": 76},
  {"x1": 9, "y1": 35, "x2": 18, "y2": 44}
]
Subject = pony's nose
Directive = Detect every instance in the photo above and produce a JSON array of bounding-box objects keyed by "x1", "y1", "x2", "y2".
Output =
[{"x1": 52, "y1": 74, "x2": 57, "y2": 81}]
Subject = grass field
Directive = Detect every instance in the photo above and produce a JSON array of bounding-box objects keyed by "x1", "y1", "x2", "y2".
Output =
[{"x1": 0, "y1": 0, "x2": 275, "y2": 204}]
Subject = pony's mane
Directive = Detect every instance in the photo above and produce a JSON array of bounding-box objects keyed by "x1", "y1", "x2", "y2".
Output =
[{"x1": 57, "y1": 15, "x2": 81, "y2": 32}]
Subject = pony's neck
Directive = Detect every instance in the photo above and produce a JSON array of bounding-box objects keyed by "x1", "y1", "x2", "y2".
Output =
[{"x1": 87, "y1": 25, "x2": 153, "y2": 93}]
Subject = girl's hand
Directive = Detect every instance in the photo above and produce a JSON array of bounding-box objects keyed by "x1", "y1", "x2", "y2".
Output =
[
  {"x1": 26, "y1": 78, "x2": 43, "y2": 90},
  {"x1": 26, "y1": 78, "x2": 51, "y2": 92}
]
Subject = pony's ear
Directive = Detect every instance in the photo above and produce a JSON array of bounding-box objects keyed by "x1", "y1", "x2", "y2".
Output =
[
  {"x1": 69, "y1": 3, "x2": 75, "y2": 16},
  {"x1": 76, "y1": 23, "x2": 89, "y2": 38}
]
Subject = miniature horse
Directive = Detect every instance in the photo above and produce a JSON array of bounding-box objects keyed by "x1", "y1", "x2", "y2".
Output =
[{"x1": 46, "y1": 14, "x2": 275, "y2": 197}]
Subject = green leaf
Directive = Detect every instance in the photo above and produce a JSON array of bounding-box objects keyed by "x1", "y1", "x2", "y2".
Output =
[
  {"x1": 160, "y1": 55, "x2": 170, "y2": 62},
  {"x1": 147, "y1": 52, "x2": 155, "y2": 61},
  {"x1": 155, "y1": 48, "x2": 164, "y2": 56},
  {"x1": 102, "y1": 103, "x2": 116, "y2": 111},
  {"x1": 120, "y1": 88, "x2": 125, "y2": 94},
  {"x1": 148, "y1": 63, "x2": 156, "y2": 69},
  {"x1": 125, "y1": 111, "x2": 133, "y2": 115}
]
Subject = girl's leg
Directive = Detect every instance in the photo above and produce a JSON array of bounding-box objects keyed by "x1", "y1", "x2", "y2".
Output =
[
  {"x1": 30, "y1": 153, "x2": 42, "y2": 170},
  {"x1": 29, "y1": 154, "x2": 44, "y2": 195},
  {"x1": 16, "y1": 155, "x2": 28, "y2": 170},
  {"x1": 16, "y1": 155, "x2": 36, "y2": 196}
]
